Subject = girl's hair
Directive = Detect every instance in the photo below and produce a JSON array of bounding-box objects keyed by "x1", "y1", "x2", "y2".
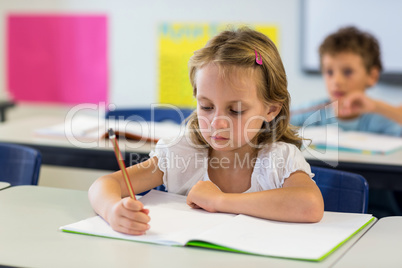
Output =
[
  {"x1": 319, "y1": 26, "x2": 382, "y2": 73},
  {"x1": 187, "y1": 26, "x2": 302, "y2": 149}
]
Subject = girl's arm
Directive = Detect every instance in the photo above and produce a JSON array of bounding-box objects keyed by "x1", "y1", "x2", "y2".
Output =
[
  {"x1": 88, "y1": 156, "x2": 164, "y2": 235},
  {"x1": 339, "y1": 92, "x2": 402, "y2": 125},
  {"x1": 186, "y1": 171, "x2": 324, "y2": 223}
]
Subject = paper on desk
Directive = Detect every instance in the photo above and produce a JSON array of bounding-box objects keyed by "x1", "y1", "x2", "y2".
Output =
[
  {"x1": 61, "y1": 190, "x2": 375, "y2": 261},
  {"x1": 300, "y1": 126, "x2": 402, "y2": 154},
  {"x1": 191, "y1": 212, "x2": 374, "y2": 260},
  {"x1": 34, "y1": 115, "x2": 185, "y2": 142},
  {"x1": 61, "y1": 190, "x2": 234, "y2": 246}
]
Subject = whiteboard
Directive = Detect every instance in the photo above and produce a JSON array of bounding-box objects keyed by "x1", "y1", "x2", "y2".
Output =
[{"x1": 302, "y1": 0, "x2": 402, "y2": 75}]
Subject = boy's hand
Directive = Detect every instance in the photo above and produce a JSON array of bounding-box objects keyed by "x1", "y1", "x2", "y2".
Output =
[
  {"x1": 339, "y1": 92, "x2": 376, "y2": 117},
  {"x1": 187, "y1": 181, "x2": 224, "y2": 213},
  {"x1": 107, "y1": 198, "x2": 150, "y2": 235}
]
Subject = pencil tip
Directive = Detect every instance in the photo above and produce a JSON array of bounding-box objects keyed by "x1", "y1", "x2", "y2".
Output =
[{"x1": 108, "y1": 128, "x2": 115, "y2": 138}]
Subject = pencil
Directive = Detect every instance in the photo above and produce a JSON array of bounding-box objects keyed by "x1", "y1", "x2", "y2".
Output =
[{"x1": 108, "y1": 128, "x2": 136, "y2": 200}]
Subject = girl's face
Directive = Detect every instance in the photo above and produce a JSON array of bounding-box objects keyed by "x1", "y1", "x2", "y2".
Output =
[{"x1": 195, "y1": 63, "x2": 278, "y2": 153}]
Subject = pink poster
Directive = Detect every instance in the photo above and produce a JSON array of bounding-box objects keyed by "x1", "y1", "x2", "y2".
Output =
[{"x1": 7, "y1": 14, "x2": 108, "y2": 104}]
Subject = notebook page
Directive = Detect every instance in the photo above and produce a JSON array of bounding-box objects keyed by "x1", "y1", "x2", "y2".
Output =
[
  {"x1": 61, "y1": 190, "x2": 235, "y2": 246},
  {"x1": 340, "y1": 132, "x2": 402, "y2": 153},
  {"x1": 191, "y1": 212, "x2": 374, "y2": 260}
]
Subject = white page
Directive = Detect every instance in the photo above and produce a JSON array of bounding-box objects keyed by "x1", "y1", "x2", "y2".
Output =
[
  {"x1": 300, "y1": 126, "x2": 402, "y2": 154},
  {"x1": 35, "y1": 115, "x2": 184, "y2": 141},
  {"x1": 34, "y1": 115, "x2": 103, "y2": 138},
  {"x1": 192, "y1": 212, "x2": 373, "y2": 260},
  {"x1": 60, "y1": 190, "x2": 234, "y2": 246},
  {"x1": 109, "y1": 119, "x2": 184, "y2": 141},
  {"x1": 340, "y1": 132, "x2": 402, "y2": 153}
]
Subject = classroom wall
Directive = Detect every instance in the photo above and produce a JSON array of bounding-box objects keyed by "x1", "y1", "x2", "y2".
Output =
[
  {"x1": 1, "y1": 0, "x2": 401, "y2": 108},
  {"x1": 1, "y1": 0, "x2": 401, "y2": 190}
]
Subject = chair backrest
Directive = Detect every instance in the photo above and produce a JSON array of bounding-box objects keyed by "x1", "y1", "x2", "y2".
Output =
[
  {"x1": 311, "y1": 166, "x2": 369, "y2": 213},
  {"x1": 0, "y1": 143, "x2": 42, "y2": 186},
  {"x1": 105, "y1": 108, "x2": 194, "y2": 124}
]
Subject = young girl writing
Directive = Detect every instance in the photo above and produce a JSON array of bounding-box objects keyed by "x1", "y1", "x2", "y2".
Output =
[{"x1": 88, "y1": 27, "x2": 324, "y2": 235}]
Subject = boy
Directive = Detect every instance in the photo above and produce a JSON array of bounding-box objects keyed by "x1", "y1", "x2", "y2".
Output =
[
  {"x1": 340, "y1": 92, "x2": 402, "y2": 125},
  {"x1": 291, "y1": 26, "x2": 402, "y2": 136}
]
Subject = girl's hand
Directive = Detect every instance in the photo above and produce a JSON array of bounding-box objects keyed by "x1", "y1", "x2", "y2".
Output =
[
  {"x1": 107, "y1": 197, "x2": 150, "y2": 235},
  {"x1": 187, "y1": 181, "x2": 224, "y2": 213}
]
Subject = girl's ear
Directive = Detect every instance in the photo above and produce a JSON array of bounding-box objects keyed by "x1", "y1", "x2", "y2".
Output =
[
  {"x1": 367, "y1": 67, "x2": 380, "y2": 87},
  {"x1": 265, "y1": 103, "x2": 282, "y2": 122}
]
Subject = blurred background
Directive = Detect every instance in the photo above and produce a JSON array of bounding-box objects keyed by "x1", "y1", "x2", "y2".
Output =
[{"x1": 1, "y1": 0, "x2": 401, "y2": 114}]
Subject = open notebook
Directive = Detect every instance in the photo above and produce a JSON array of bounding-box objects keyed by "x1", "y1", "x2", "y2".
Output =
[
  {"x1": 60, "y1": 190, "x2": 374, "y2": 262},
  {"x1": 300, "y1": 126, "x2": 402, "y2": 155},
  {"x1": 34, "y1": 115, "x2": 185, "y2": 142}
]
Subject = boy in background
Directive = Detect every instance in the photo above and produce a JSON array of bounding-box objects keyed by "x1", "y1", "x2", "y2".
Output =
[
  {"x1": 291, "y1": 26, "x2": 402, "y2": 136},
  {"x1": 340, "y1": 91, "x2": 402, "y2": 125}
]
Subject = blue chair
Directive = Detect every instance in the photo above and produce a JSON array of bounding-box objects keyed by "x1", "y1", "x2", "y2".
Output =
[
  {"x1": 0, "y1": 143, "x2": 42, "y2": 186},
  {"x1": 105, "y1": 107, "x2": 194, "y2": 124},
  {"x1": 311, "y1": 166, "x2": 369, "y2": 213}
]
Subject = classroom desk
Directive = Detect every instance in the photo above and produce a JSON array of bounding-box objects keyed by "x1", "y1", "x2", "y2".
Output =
[
  {"x1": 0, "y1": 186, "x2": 375, "y2": 268},
  {"x1": 0, "y1": 116, "x2": 151, "y2": 171},
  {"x1": 0, "y1": 100, "x2": 15, "y2": 122},
  {"x1": 0, "y1": 182, "x2": 10, "y2": 190},
  {"x1": 333, "y1": 216, "x2": 402, "y2": 267},
  {"x1": 1, "y1": 116, "x2": 402, "y2": 190},
  {"x1": 303, "y1": 149, "x2": 402, "y2": 191}
]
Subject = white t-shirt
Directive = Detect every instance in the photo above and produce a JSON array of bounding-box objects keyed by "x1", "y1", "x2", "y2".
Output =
[{"x1": 149, "y1": 135, "x2": 314, "y2": 196}]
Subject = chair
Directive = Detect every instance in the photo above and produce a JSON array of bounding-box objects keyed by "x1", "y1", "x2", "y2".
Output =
[
  {"x1": 311, "y1": 166, "x2": 369, "y2": 213},
  {"x1": 105, "y1": 107, "x2": 194, "y2": 124},
  {"x1": 0, "y1": 143, "x2": 42, "y2": 186}
]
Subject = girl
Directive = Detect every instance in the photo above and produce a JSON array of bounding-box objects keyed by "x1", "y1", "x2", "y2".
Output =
[{"x1": 89, "y1": 27, "x2": 324, "y2": 235}]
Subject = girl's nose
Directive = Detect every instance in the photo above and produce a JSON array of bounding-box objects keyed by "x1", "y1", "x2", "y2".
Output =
[{"x1": 211, "y1": 115, "x2": 230, "y2": 130}]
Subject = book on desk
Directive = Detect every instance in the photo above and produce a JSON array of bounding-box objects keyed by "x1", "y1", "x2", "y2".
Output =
[
  {"x1": 34, "y1": 115, "x2": 185, "y2": 142},
  {"x1": 60, "y1": 190, "x2": 375, "y2": 262},
  {"x1": 300, "y1": 126, "x2": 402, "y2": 155}
]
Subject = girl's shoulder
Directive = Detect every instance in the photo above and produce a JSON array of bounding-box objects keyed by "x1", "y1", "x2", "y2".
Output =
[
  {"x1": 152, "y1": 134, "x2": 208, "y2": 157},
  {"x1": 253, "y1": 142, "x2": 313, "y2": 188},
  {"x1": 257, "y1": 141, "x2": 302, "y2": 158}
]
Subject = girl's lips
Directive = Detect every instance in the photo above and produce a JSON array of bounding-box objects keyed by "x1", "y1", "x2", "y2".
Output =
[{"x1": 211, "y1": 136, "x2": 229, "y2": 140}]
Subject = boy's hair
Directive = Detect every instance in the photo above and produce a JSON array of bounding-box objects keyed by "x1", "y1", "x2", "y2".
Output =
[
  {"x1": 186, "y1": 27, "x2": 302, "y2": 149},
  {"x1": 319, "y1": 26, "x2": 382, "y2": 72}
]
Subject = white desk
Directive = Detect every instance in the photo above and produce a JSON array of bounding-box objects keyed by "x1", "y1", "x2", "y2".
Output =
[
  {"x1": 303, "y1": 147, "x2": 402, "y2": 191},
  {"x1": 333, "y1": 216, "x2": 402, "y2": 267},
  {"x1": 1, "y1": 115, "x2": 402, "y2": 190},
  {"x1": 0, "y1": 186, "x2": 374, "y2": 268},
  {"x1": 0, "y1": 116, "x2": 152, "y2": 171},
  {"x1": 0, "y1": 181, "x2": 10, "y2": 190}
]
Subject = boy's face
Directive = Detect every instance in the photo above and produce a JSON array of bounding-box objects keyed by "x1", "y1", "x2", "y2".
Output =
[{"x1": 321, "y1": 52, "x2": 377, "y2": 102}]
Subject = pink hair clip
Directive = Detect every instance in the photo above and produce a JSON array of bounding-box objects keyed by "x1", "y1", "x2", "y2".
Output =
[{"x1": 255, "y1": 49, "x2": 263, "y2": 65}]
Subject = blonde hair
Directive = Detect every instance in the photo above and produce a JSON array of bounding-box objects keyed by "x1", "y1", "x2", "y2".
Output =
[{"x1": 187, "y1": 27, "x2": 302, "y2": 149}]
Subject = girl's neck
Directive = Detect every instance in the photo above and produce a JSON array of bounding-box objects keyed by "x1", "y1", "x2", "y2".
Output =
[{"x1": 208, "y1": 145, "x2": 258, "y2": 170}]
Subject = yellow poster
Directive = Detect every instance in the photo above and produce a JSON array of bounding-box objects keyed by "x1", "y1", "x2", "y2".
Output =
[{"x1": 158, "y1": 23, "x2": 279, "y2": 107}]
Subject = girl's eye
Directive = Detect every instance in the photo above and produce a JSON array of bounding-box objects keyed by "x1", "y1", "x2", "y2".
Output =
[
  {"x1": 230, "y1": 109, "x2": 244, "y2": 115},
  {"x1": 200, "y1": 105, "x2": 213, "y2": 111},
  {"x1": 325, "y1": 69, "x2": 333, "y2": 76}
]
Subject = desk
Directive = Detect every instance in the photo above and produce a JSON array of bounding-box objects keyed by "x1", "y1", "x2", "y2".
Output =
[
  {"x1": 333, "y1": 216, "x2": 402, "y2": 267},
  {"x1": 0, "y1": 182, "x2": 10, "y2": 190},
  {"x1": 1, "y1": 116, "x2": 402, "y2": 190},
  {"x1": 0, "y1": 116, "x2": 152, "y2": 171},
  {"x1": 0, "y1": 186, "x2": 374, "y2": 268},
  {"x1": 0, "y1": 100, "x2": 15, "y2": 122},
  {"x1": 303, "y1": 149, "x2": 402, "y2": 191}
]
